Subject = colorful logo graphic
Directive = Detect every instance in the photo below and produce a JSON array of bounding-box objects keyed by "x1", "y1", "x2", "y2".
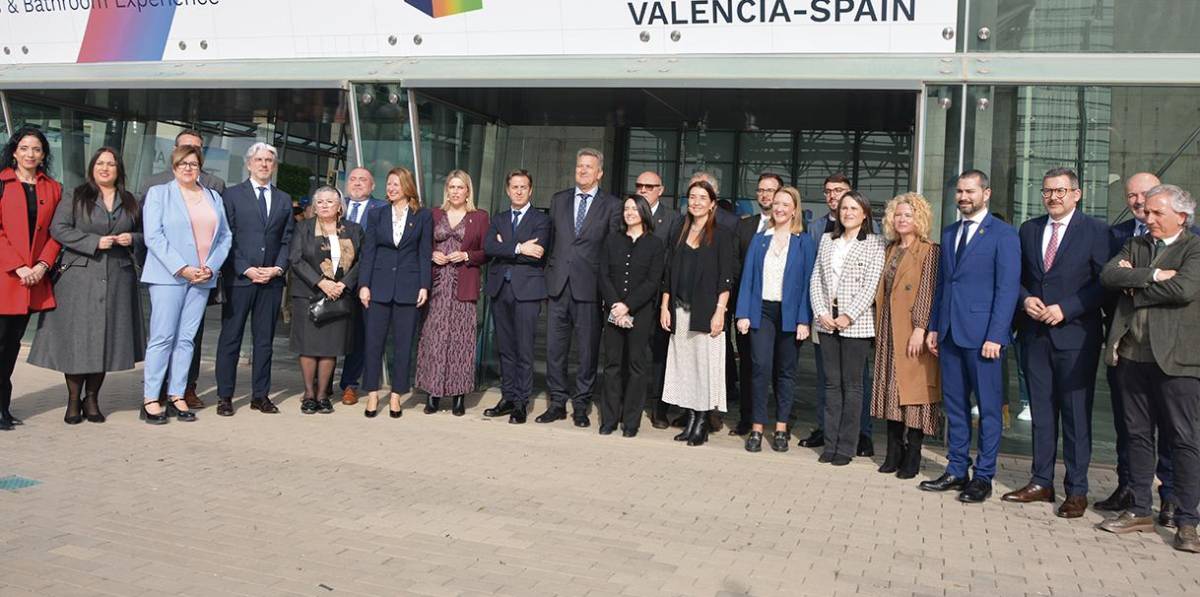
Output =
[
  {"x1": 405, "y1": 0, "x2": 483, "y2": 18},
  {"x1": 77, "y1": 5, "x2": 176, "y2": 63}
]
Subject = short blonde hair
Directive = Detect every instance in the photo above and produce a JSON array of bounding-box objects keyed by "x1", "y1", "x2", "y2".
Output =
[
  {"x1": 442, "y1": 169, "x2": 476, "y2": 212},
  {"x1": 774, "y1": 186, "x2": 805, "y2": 235},
  {"x1": 882, "y1": 192, "x2": 933, "y2": 242}
]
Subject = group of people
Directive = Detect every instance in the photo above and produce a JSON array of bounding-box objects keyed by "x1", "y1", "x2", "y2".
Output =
[{"x1": 1, "y1": 124, "x2": 1197, "y2": 554}]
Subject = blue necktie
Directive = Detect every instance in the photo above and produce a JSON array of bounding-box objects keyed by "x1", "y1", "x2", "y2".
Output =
[
  {"x1": 955, "y1": 220, "x2": 974, "y2": 266},
  {"x1": 256, "y1": 186, "x2": 269, "y2": 222},
  {"x1": 512, "y1": 209, "x2": 522, "y2": 234},
  {"x1": 349, "y1": 201, "x2": 361, "y2": 225},
  {"x1": 575, "y1": 193, "x2": 590, "y2": 235}
]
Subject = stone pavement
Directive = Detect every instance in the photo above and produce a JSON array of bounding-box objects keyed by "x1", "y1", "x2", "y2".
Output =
[{"x1": 1, "y1": 350, "x2": 1196, "y2": 597}]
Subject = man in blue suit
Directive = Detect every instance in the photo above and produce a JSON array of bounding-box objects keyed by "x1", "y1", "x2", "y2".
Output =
[
  {"x1": 921, "y1": 169, "x2": 1021, "y2": 503},
  {"x1": 538, "y1": 148, "x2": 620, "y2": 427},
  {"x1": 337, "y1": 167, "x2": 386, "y2": 405},
  {"x1": 481, "y1": 170, "x2": 552, "y2": 424},
  {"x1": 214, "y1": 143, "x2": 295, "y2": 416},
  {"x1": 1002, "y1": 168, "x2": 1109, "y2": 518}
]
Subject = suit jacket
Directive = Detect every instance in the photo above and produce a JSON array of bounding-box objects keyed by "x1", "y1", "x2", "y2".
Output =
[
  {"x1": 929, "y1": 213, "x2": 1021, "y2": 348},
  {"x1": 359, "y1": 205, "x2": 433, "y2": 305},
  {"x1": 735, "y1": 231, "x2": 816, "y2": 331},
  {"x1": 1102, "y1": 230, "x2": 1200, "y2": 377},
  {"x1": 289, "y1": 218, "x2": 363, "y2": 300},
  {"x1": 1108, "y1": 218, "x2": 1200, "y2": 260},
  {"x1": 432, "y1": 208, "x2": 489, "y2": 302},
  {"x1": 221, "y1": 180, "x2": 295, "y2": 287},
  {"x1": 546, "y1": 188, "x2": 620, "y2": 301},
  {"x1": 139, "y1": 168, "x2": 226, "y2": 199},
  {"x1": 140, "y1": 181, "x2": 232, "y2": 289},
  {"x1": 598, "y1": 232, "x2": 665, "y2": 314},
  {"x1": 1016, "y1": 212, "x2": 1109, "y2": 350},
  {"x1": 343, "y1": 197, "x2": 387, "y2": 231},
  {"x1": 875, "y1": 240, "x2": 941, "y2": 406},
  {"x1": 663, "y1": 226, "x2": 736, "y2": 333},
  {"x1": 484, "y1": 206, "x2": 552, "y2": 301},
  {"x1": 0, "y1": 168, "x2": 62, "y2": 314},
  {"x1": 736, "y1": 214, "x2": 769, "y2": 262},
  {"x1": 807, "y1": 209, "x2": 836, "y2": 251},
  {"x1": 810, "y1": 232, "x2": 886, "y2": 338},
  {"x1": 649, "y1": 202, "x2": 680, "y2": 246}
]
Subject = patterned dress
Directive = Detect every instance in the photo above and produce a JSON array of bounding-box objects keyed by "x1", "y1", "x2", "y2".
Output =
[
  {"x1": 415, "y1": 214, "x2": 477, "y2": 397},
  {"x1": 870, "y1": 244, "x2": 940, "y2": 435}
]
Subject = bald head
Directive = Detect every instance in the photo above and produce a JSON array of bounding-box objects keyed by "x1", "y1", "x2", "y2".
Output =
[
  {"x1": 1125, "y1": 172, "x2": 1161, "y2": 222},
  {"x1": 634, "y1": 171, "x2": 664, "y2": 207}
]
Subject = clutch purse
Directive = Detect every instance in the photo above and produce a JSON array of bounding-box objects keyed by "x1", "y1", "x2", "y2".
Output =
[{"x1": 309, "y1": 295, "x2": 352, "y2": 324}]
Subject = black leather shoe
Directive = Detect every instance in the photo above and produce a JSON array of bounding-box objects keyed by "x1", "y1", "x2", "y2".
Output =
[
  {"x1": 798, "y1": 428, "x2": 825, "y2": 448},
  {"x1": 919, "y1": 472, "x2": 970, "y2": 492},
  {"x1": 169, "y1": 398, "x2": 196, "y2": 422},
  {"x1": 686, "y1": 411, "x2": 709, "y2": 446},
  {"x1": 856, "y1": 434, "x2": 875, "y2": 457},
  {"x1": 317, "y1": 397, "x2": 334, "y2": 414},
  {"x1": 817, "y1": 452, "x2": 834, "y2": 463},
  {"x1": 573, "y1": 413, "x2": 591, "y2": 428},
  {"x1": 484, "y1": 399, "x2": 514, "y2": 418},
  {"x1": 673, "y1": 410, "x2": 696, "y2": 441},
  {"x1": 745, "y1": 431, "x2": 763, "y2": 453},
  {"x1": 1159, "y1": 501, "x2": 1179, "y2": 529},
  {"x1": 250, "y1": 396, "x2": 279, "y2": 414},
  {"x1": 508, "y1": 406, "x2": 527, "y2": 424},
  {"x1": 452, "y1": 395, "x2": 466, "y2": 417},
  {"x1": 301, "y1": 398, "x2": 318, "y2": 415},
  {"x1": 140, "y1": 402, "x2": 168, "y2": 425},
  {"x1": 729, "y1": 422, "x2": 752, "y2": 437},
  {"x1": 831, "y1": 455, "x2": 852, "y2": 466},
  {"x1": 598, "y1": 424, "x2": 617, "y2": 435},
  {"x1": 389, "y1": 406, "x2": 402, "y2": 419},
  {"x1": 82, "y1": 393, "x2": 105, "y2": 423},
  {"x1": 957, "y1": 478, "x2": 993, "y2": 503},
  {"x1": 0, "y1": 419, "x2": 12, "y2": 431},
  {"x1": 771, "y1": 431, "x2": 790, "y2": 453},
  {"x1": 650, "y1": 402, "x2": 670, "y2": 429},
  {"x1": 535, "y1": 404, "x2": 567, "y2": 424},
  {"x1": 64, "y1": 396, "x2": 83, "y2": 425},
  {"x1": 622, "y1": 428, "x2": 638, "y2": 438},
  {"x1": 0, "y1": 411, "x2": 22, "y2": 426},
  {"x1": 216, "y1": 397, "x2": 234, "y2": 417},
  {"x1": 1094, "y1": 485, "x2": 1135, "y2": 512},
  {"x1": 424, "y1": 396, "x2": 439, "y2": 414}
]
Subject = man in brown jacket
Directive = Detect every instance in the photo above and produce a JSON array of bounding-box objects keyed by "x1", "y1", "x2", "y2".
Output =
[{"x1": 1099, "y1": 184, "x2": 1200, "y2": 553}]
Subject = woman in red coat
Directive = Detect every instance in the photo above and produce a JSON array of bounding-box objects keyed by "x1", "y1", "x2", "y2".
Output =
[
  {"x1": 0, "y1": 126, "x2": 63, "y2": 430},
  {"x1": 415, "y1": 170, "x2": 489, "y2": 416}
]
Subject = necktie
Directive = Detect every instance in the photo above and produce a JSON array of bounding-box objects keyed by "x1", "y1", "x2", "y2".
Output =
[
  {"x1": 349, "y1": 201, "x2": 361, "y2": 225},
  {"x1": 1153, "y1": 238, "x2": 1166, "y2": 260},
  {"x1": 1043, "y1": 222, "x2": 1062, "y2": 270},
  {"x1": 512, "y1": 209, "x2": 522, "y2": 234},
  {"x1": 955, "y1": 220, "x2": 974, "y2": 266},
  {"x1": 256, "y1": 186, "x2": 269, "y2": 222},
  {"x1": 758, "y1": 217, "x2": 769, "y2": 234},
  {"x1": 575, "y1": 193, "x2": 591, "y2": 235},
  {"x1": 1136, "y1": 222, "x2": 1148, "y2": 237}
]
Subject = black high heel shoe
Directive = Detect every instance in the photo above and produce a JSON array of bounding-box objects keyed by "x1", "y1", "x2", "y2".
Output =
[
  {"x1": 686, "y1": 411, "x2": 709, "y2": 446},
  {"x1": 83, "y1": 392, "x2": 105, "y2": 424},
  {"x1": 169, "y1": 397, "x2": 196, "y2": 422},
  {"x1": 452, "y1": 395, "x2": 465, "y2": 417},
  {"x1": 389, "y1": 396, "x2": 402, "y2": 419},
  {"x1": 64, "y1": 395, "x2": 83, "y2": 425},
  {"x1": 364, "y1": 394, "x2": 379, "y2": 418},
  {"x1": 140, "y1": 401, "x2": 168, "y2": 425},
  {"x1": 424, "y1": 396, "x2": 439, "y2": 414}
]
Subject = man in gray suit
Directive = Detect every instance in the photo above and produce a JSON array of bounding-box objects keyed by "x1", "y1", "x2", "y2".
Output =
[
  {"x1": 138, "y1": 128, "x2": 227, "y2": 408},
  {"x1": 635, "y1": 171, "x2": 679, "y2": 428},
  {"x1": 1099, "y1": 184, "x2": 1200, "y2": 553}
]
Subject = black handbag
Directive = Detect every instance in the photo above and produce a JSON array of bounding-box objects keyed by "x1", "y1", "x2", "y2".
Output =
[{"x1": 309, "y1": 295, "x2": 351, "y2": 324}]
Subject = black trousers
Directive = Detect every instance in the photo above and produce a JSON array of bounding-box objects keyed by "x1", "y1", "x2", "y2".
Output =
[
  {"x1": 1116, "y1": 359, "x2": 1200, "y2": 526},
  {"x1": 735, "y1": 327, "x2": 755, "y2": 427},
  {"x1": 546, "y1": 290, "x2": 602, "y2": 412},
  {"x1": 647, "y1": 324, "x2": 670, "y2": 409},
  {"x1": 0, "y1": 314, "x2": 31, "y2": 410},
  {"x1": 492, "y1": 281, "x2": 541, "y2": 407},
  {"x1": 1020, "y1": 334, "x2": 1098, "y2": 496},
  {"x1": 820, "y1": 333, "x2": 873, "y2": 460},
  {"x1": 1107, "y1": 364, "x2": 1173, "y2": 501},
  {"x1": 600, "y1": 307, "x2": 655, "y2": 430},
  {"x1": 215, "y1": 283, "x2": 284, "y2": 399},
  {"x1": 362, "y1": 302, "x2": 420, "y2": 393},
  {"x1": 339, "y1": 305, "x2": 367, "y2": 390},
  {"x1": 750, "y1": 301, "x2": 799, "y2": 426}
]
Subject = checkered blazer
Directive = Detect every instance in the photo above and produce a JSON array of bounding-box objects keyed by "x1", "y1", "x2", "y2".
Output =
[{"x1": 809, "y1": 232, "x2": 886, "y2": 338}]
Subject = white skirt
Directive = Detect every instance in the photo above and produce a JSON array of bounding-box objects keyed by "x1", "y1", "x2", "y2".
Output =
[{"x1": 662, "y1": 307, "x2": 727, "y2": 412}]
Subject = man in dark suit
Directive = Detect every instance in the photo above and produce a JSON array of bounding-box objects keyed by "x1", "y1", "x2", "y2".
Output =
[
  {"x1": 1002, "y1": 168, "x2": 1109, "y2": 518},
  {"x1": 921, "y1": 169, "x2": 1020, "y2": 503},
  {"x1": 1098, "y1": 184, "x2": 1200, "y2": 553},
  {"x1": 139, "y1": 129, "x2": 227, "y2": 409},
  {"x1": 337, "y1": 167, "x2": 387, "y2": 405},
  {"x1": 539, "y1": 148, "x2": 620, "y2": 427},
  {"x1": 213, "y1": 143, "x2": 295, "y2": 416},
  {"x1": 482, "y1": 170, "x2": 552, "y2": 424},
  {"x1": 634, "y1": 171, "x2": 679, "y2": 429}
]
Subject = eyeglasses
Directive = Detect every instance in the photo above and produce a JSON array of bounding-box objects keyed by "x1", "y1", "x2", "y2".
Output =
[
  {"x1": 175, "y1": 162, "x2": 201, "y2": 170},
  {"x1": 634, "y1": 183, "x2": 661, "y2": 190},
  {"x1": 822, "y1": 188, "x2": 849, "y2": 196},
  {"x1": 1040, "y1": 187, "x2": 1076, "y2": 199},
  {"x1": 756, "y1": 187, "x2": 779, "y2": 194}
]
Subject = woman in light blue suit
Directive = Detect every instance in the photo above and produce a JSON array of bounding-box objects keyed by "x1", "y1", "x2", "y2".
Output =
[
  {"x1": 140, "y1": 146, "x2": 231, "y2": 424},
  {"x1": 735, "y1": 186, "x2": 817, "y2": 454}
]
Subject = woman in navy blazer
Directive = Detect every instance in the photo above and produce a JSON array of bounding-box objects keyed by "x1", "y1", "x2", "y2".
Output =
[
  {"x1": 357, "y1": 166, "x2": 432, "y2": 418},
  {"x1": 735, "y1": 186, "x2": 817, "y2": 453},
  {"x1": 140, "y1": 145, "x2": 231, "y2": 424}
]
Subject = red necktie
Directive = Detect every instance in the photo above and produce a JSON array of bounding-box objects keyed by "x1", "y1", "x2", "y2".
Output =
[{"x1": 1043, "y1": 222, "x2": 1062, "y2": 270}]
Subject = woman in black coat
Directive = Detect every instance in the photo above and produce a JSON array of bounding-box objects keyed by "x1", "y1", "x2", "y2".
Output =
[{"x1": 598, "y1": 194, "x2": 665, "y2": 437}]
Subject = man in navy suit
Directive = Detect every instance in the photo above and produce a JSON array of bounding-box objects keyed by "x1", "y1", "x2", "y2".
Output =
[
  {"x1": 1002, "y1": 168, "x2": 1109, "y2": 518},
  {"x1": 538, "y1": 149, "x2": 620, "y2": 427},
  {"x1": 337, "y1": 167, "x2": 387, "y2": 405},
  {"x1": 921, "y1": 169, "x2": 1021, "y2": 503},
  {"x1": 481, "y1": 170, "x2": 552, "y2": 424},
  {"x1": 214, "y1": 143, "x2": 295, "y2": 416}
]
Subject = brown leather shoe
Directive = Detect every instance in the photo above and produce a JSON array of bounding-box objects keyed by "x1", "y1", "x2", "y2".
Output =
[
  {"x1": 1098, "y1": 511, "x2": 1155, "y2": 534},
  {"x1": 183, "y1": 385, "x2": 205, "y2": 409},
  {"x1": 1001, "y1": 483, "x2": 1055, "y2": 503},
  {"x1": 1056, "y1": 495, "x2": 1088, "y2": 518},
  {"x1": 341, "y1": 387, "x2": 358, "y2": 406}
]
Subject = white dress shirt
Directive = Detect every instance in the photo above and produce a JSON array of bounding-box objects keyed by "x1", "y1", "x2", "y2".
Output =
[
  {"x1": 392, "y1": 206, "x2": 409, "y2": 246},
  {"x1": 1041, "y1": 209, "x2": 1076, "y2": 258},
  {"x1": 573, "y1": 186, "x2": 598, "y2": 220},
  {"x1": 829, "y1": 235, "x2": 854, "y2": 294},
  {"x1": 252, "y1": 181, "x2": 272, "y2": 216},
  {"x1": 955, "y1": 209, "x2": 989, "y2": 252},
  {"x1": 756, "y1": 214, "x2": 771, "y2": 234},
  {"x1": 346, "y1": 198, "x2": 370, "y2": 226}
]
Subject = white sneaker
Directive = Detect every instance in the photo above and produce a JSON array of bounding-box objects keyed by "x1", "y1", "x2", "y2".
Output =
[{"x1": 1017, "y1": 406, "x2": 1032, "y2": 421}]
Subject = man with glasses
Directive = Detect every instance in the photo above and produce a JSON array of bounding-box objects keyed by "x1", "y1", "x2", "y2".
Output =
[
  {"x1": 633, "y1": 171, "x2": 679, "y2": 428},
  {"x1": 1003, "y1": 168, "x2": 1108, "y2": 518}
]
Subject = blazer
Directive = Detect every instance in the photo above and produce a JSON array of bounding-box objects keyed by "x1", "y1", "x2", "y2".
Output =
[
  {"x1": 874, "y1": 240, "x2": 941, "y2": 406},
  {"x1": 484, "y1": 206, "x2": 552, "y2": 301},
  {"x1": 139, "y1": 181, "x2": 231, "y2": 289},
  {"x1": 929, "y1": 213, "x2": 1021, "y2": 349},
  {"x1": 662, "y1": 226, "x2": 736, "y2": 333},
  {"x1": 343, "y1": 197, "x2": 387, "y2": 231},
  {"x1": 736, "y1": 214, "x2": 768, "y2": 262},
  {"x1": 735, "y1": 230, "x2": 816, "y2": 332},
  {"x1": 0, "y1": 168, "x2": 62, "y2": 315},
  {"x1": 432, "y1": 208, "x2": 489, "y2": 302},
  {"x1": 649, "y1": 202, "x2": 680, "y2": 246},
  {"x1": 598, "y1": 232, "x2": 665, "y2": 314},
  {"x1": 289, "y1": 218, "x2": 364, "y2": 300},
  {"x1": 1102, "y1": 230, "x2": 1200, "y2": 377},
  {"x1": 359, "y1": 205, "x2": 433, "y2": 305},
  {"x1": 1103, "y1": 217, "x2": 1200, "y2": 328},
  {"x1": 809, "y1": 232, "x2": 886, "y2": 338},
  {"x1": 806, "y1": 209, "x2": 836, "y2": 250},
  {"x1": 546, "y1": 188, "x2": 620, "y2": 301},
  {"x1": 139, "y1": 168, "x2": 226, "y2": 199},
  {"x1": 222, "y1": 180, "x2": 295, "y2": 287},
  {"x1": 1016, "y1": 212, "x2": 1109, "y2": 350}
]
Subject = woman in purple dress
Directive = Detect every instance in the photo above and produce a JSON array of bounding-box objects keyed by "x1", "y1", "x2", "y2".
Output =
[{"x1": 415, "y1": 170, "x2": 489, "y2": 416}]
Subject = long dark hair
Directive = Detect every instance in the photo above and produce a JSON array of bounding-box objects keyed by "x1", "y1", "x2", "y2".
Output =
[
  {"x1": 622, "y1": 194, "x2": 655, "y2": 235},
  {"x1": 676, "y1": 180, "x2": 717, "y2": 247},
  {"x1": 0, "y1": 125, "x2": 53, "y2": 173},
  {"x1": 831, "y1": 190, "x2": 875, "y2": 240},
  {"x1": 72, "y1": 147, "x2": 138, "y2": 223}
]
